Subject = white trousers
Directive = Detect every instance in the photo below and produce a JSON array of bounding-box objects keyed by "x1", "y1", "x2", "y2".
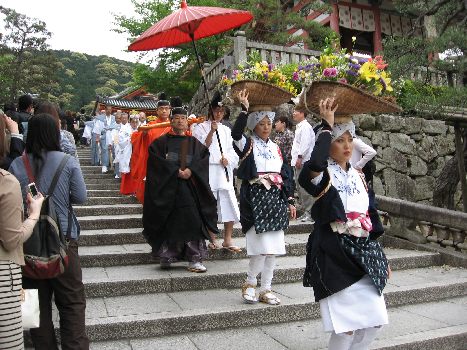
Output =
[
  {"x1": 245, "y1": 255, "x2": 276, "y2": 292},
  {"x1": 328, "y1": 326, "x2": 383, "y2": 350}
]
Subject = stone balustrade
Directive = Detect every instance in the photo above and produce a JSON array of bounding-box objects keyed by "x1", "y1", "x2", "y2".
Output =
[{"x1": 377, "y1": 195, "x2": 467, "y2": 252}]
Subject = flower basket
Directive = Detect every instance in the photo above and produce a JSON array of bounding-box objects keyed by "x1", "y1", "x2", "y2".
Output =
[
  {"x1": 299, "y1": 81, "x2": 402, "y2": 117},
  {"x1": 229, "y1": 80, "x2": 294, "y2": 112}
]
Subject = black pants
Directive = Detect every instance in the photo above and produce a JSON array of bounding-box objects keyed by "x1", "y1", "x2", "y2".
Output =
[{"x1": 23, "y1": 241, "x2": 89, "y2": 350}]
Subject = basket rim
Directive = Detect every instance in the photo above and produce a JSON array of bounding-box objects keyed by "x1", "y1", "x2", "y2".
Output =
[
  {"x1": 230, "y1": 79, "x2": 294, "y2": 98},
  {"x1": 303, "y1": 80, "x2": 402, "y2": 114}
]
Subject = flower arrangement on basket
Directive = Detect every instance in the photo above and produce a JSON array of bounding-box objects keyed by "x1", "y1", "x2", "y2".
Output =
[
  {"x1": 221, "y1": 51, "x2": 298, "y2": 96},
  {"x1": 292, "y1": 37, "x2": 394, "y2": 97},
  {"x1": 291, "y1": 37, "x2": 401, "y2": 117}
]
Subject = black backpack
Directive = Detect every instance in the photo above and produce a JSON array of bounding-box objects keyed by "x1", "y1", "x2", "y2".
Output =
[{"x1": 21, "y1": 153, "x2": 71, "y2": 279}]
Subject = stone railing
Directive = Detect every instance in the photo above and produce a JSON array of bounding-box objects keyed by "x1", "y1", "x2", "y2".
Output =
[
  {"x1": 377, "y1": 195, "x2": 467, "y2": 252},
  {"x1": 410, "y1": 66, "x2": 462, "y2": 88}
]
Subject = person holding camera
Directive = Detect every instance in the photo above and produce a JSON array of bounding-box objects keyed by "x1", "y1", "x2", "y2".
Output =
[{"x1": 0, "y1": 116, "x2": 44, "y2": 349}]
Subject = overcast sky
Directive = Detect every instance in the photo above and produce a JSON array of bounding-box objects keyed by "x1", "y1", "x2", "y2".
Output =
[{"x1": 1, "y1": 0, "x2": 145, "y2": 62}]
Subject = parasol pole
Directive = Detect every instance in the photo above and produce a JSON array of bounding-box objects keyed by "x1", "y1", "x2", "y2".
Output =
[{"x1": 190, "y1": 33, "x2": 229, "y2": 182}]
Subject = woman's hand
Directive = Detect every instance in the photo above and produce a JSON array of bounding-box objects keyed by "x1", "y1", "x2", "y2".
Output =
[
  {"x1": 238, "y1": 89, "x2": 249, "y2": 111},
  {"x1": 210, "y1": 120, "x2": 218, "y2": 133},
  {"x1": 319, "y1": 97, "x2": 338, "y2": 127},
  {"x1": 220, "y1": 157, "x2": 228, "y2": 167},
  {"x1": 26, "y1": 192, "x2": 44, "y2": 220},
  {"x1": 4, "y1": 115, "x2": 19, "y2": 134},
  {"x1": 289, "y1": 204, "x2": 296, "y2": 219}
]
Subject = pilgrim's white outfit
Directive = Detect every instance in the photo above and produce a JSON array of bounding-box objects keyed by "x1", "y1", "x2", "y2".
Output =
[
  {"x1": 193, "y1": 121, "x2": 240, "y2": 223},
  {"x1": 113, "y1": 123, "x2": 134, "y2": 174}
]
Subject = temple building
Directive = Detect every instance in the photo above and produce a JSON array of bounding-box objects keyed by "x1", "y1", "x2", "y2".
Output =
[
  {"x1": 96, "y1": 86, "x2": 159, "y2": 114},
  {"x1": 287, "y1": 0, "x2": 423, "y2": 55}
]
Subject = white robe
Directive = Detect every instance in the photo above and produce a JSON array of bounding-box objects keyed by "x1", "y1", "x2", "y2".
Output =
[
  {"x1": 192, "y1": 121, "x2": 240, "y2": 223},
  {"x1": 113, "y1": 123, "x2": 133, "y2": 174}
]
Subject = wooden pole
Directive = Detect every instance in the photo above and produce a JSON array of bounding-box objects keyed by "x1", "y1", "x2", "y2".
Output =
[
  {"x1": 454, "y1": 123, "x2": 467, "y2": 212},
  {"x1": 372, "y1": 5, "x2": 383, "y2": 54}
]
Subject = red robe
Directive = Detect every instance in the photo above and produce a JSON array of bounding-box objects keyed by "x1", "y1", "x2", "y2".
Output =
[{"x1": 126, "y1": 119, "x2": 171, "y2": 202}]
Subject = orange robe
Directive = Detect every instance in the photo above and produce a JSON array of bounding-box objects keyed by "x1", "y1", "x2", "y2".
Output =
[{"x1": 128, "y1": 119, "x2": 171, "y2": 203}]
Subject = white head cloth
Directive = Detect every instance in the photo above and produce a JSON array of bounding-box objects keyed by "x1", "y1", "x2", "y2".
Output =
[
  {"x1": 247, "y1": 111, "x2": 275, "y2": 131},
  {"x1": 332, "y1": 121, "x2": 356, "y2": 140}
]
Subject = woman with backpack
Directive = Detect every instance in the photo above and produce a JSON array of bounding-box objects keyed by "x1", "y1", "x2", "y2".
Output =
[
  {"x1": 0, "y1": 113, "x2": 45, "y2": 349},
  {"x1": 9, "y1": 114, "x2": 89, "y2": 350}
]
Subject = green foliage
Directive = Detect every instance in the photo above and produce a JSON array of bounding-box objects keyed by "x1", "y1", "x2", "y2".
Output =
[
  {"x1": 396, "y1": 79, "x2": 467, "y2": 114},
  {"x1": 0, "y1": 6, "x2": 59, "y2": 103},
  {"x1": 52, "y1": 50, "x2": 137, "y2": 110},
  {"x1": 114, "y1": 0, "x2": 334, "y2": 102}
]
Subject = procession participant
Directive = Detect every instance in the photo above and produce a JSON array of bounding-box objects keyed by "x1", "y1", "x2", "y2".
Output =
[
  {"x1": 89, "y1": 110, "x2": 103, "y2": 166},
  {"x1": 291, "y1": 104, "x2": 315, "y2": 222},
  {"x1": 92, "y1": 105, "x2": 117, "y2": 173},
  {"x1": 130, "y1": 93, "x2": 172, "y2": 203},
  {"x1": 139, "y1": 112, "x2": 147, "y2": 126},
  {"x1": 298, "y1": 98, "x2": 389, "y2": 350},
  {"x1": 112, "y1": 112, "x2": 122, "y2": 178},
  {"x1": 231, "y1": 89, "x2": 296, "y2": 305},
  {"x1": 119, "y1": 114, "x2": 140, "y2": 195},
  {"x1": 142, "y1": 99, "x2": 218, "y2": 273},
  {"x1": 192, "y1": 91, "x2": 241, "y2": 252}
]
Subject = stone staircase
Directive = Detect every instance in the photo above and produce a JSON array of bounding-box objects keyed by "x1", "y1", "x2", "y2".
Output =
[{"x1": 72, "y1": 148, "x2": 467, "y2": 349}]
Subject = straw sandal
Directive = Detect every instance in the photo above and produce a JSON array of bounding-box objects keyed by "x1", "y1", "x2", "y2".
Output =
[
  {"x1": 241, "y1": 283, "x2": 258, "y2": 304},
  {"x1": 258, "y1": 290, "x2": 281, "y2": 305}
]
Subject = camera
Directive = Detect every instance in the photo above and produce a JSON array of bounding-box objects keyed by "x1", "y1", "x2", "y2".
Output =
[{"x1": 27, "y1": 182, "x2": 39, "y2": 198}]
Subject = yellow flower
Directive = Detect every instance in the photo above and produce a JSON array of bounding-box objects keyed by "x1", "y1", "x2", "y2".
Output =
[
  {"x1": 359, "y1": 62, "x2": 379, "y2": 82},
  {"x1": 320, "y1": 54, "x2": 336, "y2": 69},
  {"x1": 380, "y1": 71, "x2": 393, "y2": 92}
]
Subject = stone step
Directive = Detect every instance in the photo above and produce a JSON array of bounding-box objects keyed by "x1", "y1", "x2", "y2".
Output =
[
  {"x1": 83, "y1": 174, "x2": 117, "y2": 179},
  {"x1": 88, "y1": 297, "x2": 467, "y2": 349},
  {"x1": 78, "y1": 214, "x2": 142, "y2": 230},
  {"x1": 86, "y1": 183, "x2": 121, "y2": 190},
  {"x1": 77, "y1": 266, "x2": 467, "y2": 342},
  {"x1": 77, "y1": 216, "x2": 313, "y2": 239},
  {"x1": 81, "y1": 166, "x2": 104, "y2": 174},
  {"x1": 75, "y1": 204, "x2": 142, "y2": 217},
  {"x1": 81, "y1": 249, "x2": 442, "y2": 297},
  {"x1": 84, "y1": 178, "x2": 121, "y2": 184},
  {"x1": 83, "y1": 196, "x2": 138, "y2": 206},
  {"x1": 87, "y1": 190, "x2": 124, "y2": 198}
]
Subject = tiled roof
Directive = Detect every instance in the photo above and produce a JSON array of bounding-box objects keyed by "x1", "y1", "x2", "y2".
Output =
[
  {"x1": 111, "y1": 86, "x2": 142, "y2": 99},
  {"x1": 97, "y1": 96, "x2": 158, "y2": 110}
]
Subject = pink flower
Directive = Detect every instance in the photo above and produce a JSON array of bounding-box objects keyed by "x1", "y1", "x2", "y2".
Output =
[
  {"x1": 323, "y1": 68, "x2": 337, "y2": 77},
  {"x1": 338, "y1": 78, "x2": 348, "y2": 84},
  {"x1": 292, "y1": 71, "x2": 299, "y2": 81}
]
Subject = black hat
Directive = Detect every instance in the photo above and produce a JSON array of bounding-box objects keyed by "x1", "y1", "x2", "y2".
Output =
[
  {"x1": 157, "y1": 92, "x2": 170, "y2": 107},
  {"x1": 170, "y1": 96, "x2": 186, "y2": 117},
  {"x1": 210, "y1": 91, "x2": 223, "y2": 109}
]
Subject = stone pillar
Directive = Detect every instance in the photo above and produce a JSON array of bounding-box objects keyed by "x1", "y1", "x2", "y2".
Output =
[{"x1": 233, "y1": 31, "x2": 247, "y2": 66}]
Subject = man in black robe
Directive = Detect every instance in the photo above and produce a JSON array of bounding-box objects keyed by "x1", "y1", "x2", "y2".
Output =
[{"x1": 142, "y1": 100, "x2": 219, "y2": 273}]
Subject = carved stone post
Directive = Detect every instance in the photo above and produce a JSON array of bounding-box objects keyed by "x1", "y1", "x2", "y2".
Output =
[{"x1": 233, "y1": 31, "x2": 247, "y2": 66}]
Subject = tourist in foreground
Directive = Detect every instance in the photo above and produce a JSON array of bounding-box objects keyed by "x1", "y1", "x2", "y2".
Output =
[
  {"x1": 9, "y1": 114, "x2": 89, "y2": 350},
  {"x1": 299, "y1": 98, "x2": 389, "y2": 350}
]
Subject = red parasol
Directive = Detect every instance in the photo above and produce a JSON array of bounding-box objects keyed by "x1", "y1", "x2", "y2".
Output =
[
  {"x1": 128, "y1": 0, "x2": 253, "y2": 51},
  {"x1": 128, "y1": 0, "x2": 253, "y2": 182}
]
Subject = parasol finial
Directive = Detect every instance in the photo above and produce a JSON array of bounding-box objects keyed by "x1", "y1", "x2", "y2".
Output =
[{"x1": 181, "y1": 0, "x2": 187, "y2": 9}]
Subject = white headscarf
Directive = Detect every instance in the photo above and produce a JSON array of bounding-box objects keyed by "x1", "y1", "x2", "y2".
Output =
[
  {"x1": 247, "y1": 111, "x2": 275, "y2": 131},
  {"x1": 332, "y1": 121, "x2": 356, "y2": 141}
]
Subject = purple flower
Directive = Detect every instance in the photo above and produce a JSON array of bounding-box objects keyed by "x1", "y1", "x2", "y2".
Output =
[
  {"x1": 292, "y1": 71, "x2": 299, "y2": 81},
  {"x1": 346, "y1": 70, "x2": 359, "y2": 77},
  {"x1": 263, "y1": 72, "x2": 269, "y2": 79},
  {"x1": 380, "y1": 77, "x2": 387, "y2": 91},
  {"x1": 348, "y1": 63, "x2": 361, "y2": 70},
  {"x1": 350, "y1": 56, "x2": 368, "y2": 65},
  {"x1": 268, "y1": 63, "x2": 274, "y2": 71},
  {"x1": 298, "y1": 65, "x2": 303, "y2": 71},
  {"x1": 323, "y1": 68, "x2": 337, "y2": 77}
]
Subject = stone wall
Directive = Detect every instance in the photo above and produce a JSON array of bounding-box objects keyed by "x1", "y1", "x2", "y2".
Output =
[{"x1": 352, "y1": 114, "x2": 460, "y2": 207}]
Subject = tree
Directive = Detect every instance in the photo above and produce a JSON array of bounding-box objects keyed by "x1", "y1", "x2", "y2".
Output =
[
  {"x1": 0, "y1": 6, "x2": 60, "y2": 103},
  {"x1": 113, "y1": 0, "x2": 334, "y2": 101}
]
